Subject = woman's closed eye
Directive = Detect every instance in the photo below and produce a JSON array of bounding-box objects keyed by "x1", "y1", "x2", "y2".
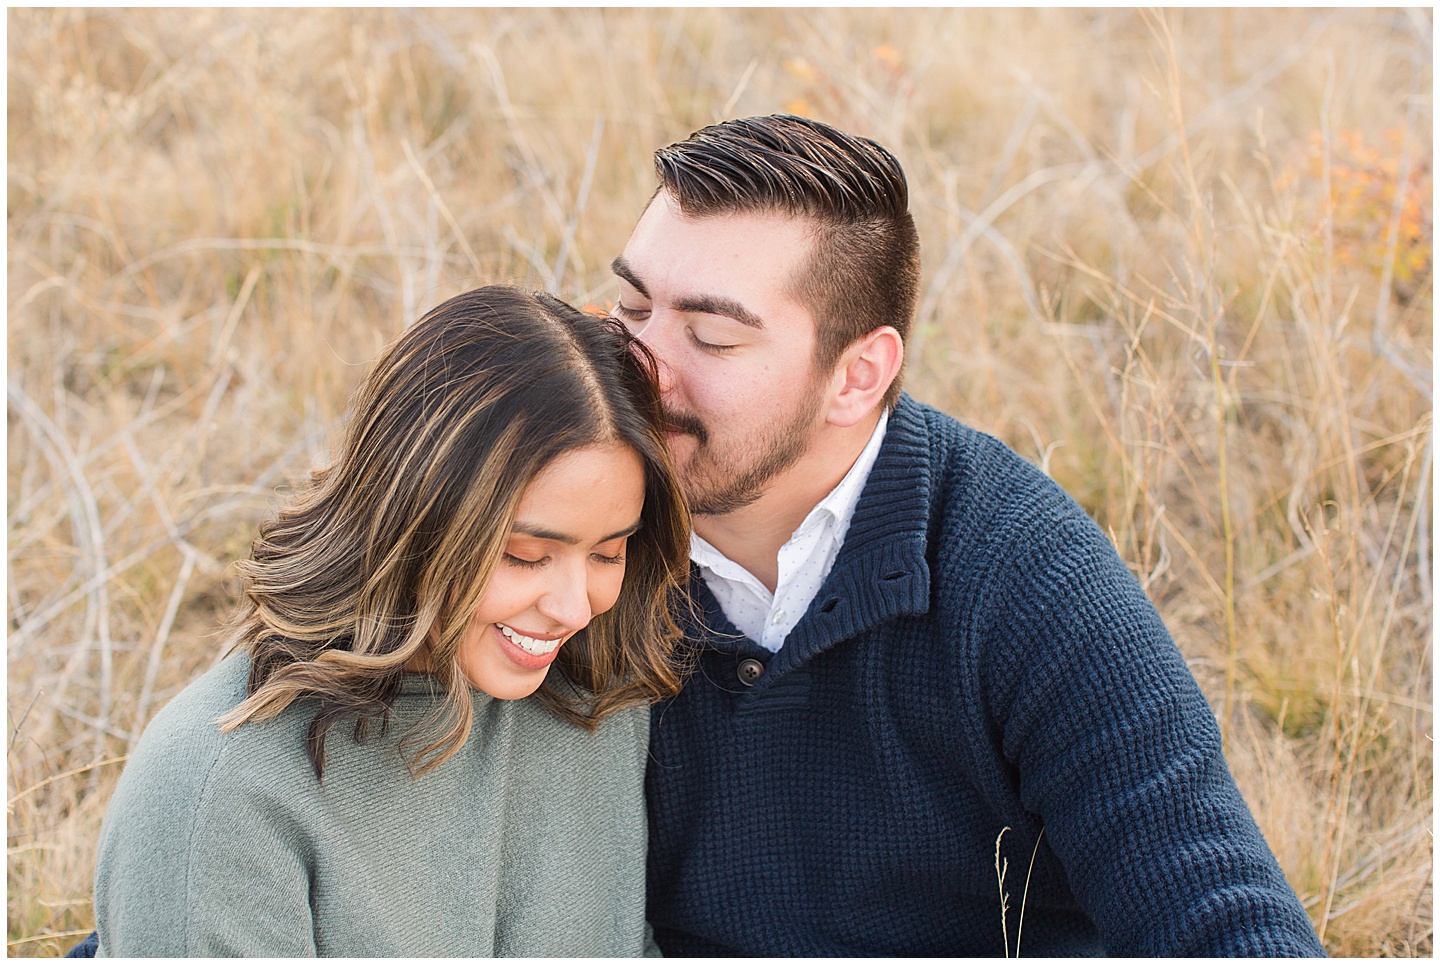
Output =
[
  {"x1": 504, "y1": 543, "x2": 625, "y2": 569},
  {"x1": 592, "y1": 537, "x2": 628, "y2": 566}
]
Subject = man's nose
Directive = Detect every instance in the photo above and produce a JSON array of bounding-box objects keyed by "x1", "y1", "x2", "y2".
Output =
[
  {"x1": 650, "y1": 353, "x2": 677, "y2": 396},
  {"x1": 632, "y1": 319, "x2": 678, "y2": 395}
]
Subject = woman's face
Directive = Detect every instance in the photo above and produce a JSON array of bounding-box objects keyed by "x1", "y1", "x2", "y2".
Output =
[{"x1": 457, "y1": 442, "x2": 646, "y2": 700}]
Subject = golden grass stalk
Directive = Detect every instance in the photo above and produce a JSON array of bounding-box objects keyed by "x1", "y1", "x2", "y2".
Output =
[{"x1": 7, "y1": 8, "x2": 1430, "y2": 956}]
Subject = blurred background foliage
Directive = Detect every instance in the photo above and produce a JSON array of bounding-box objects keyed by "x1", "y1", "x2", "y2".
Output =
[{"x1": 7, "y1": 8, "x2": 1431, "y2": 956}]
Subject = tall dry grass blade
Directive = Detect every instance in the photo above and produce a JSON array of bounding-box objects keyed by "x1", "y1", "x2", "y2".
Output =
[
  {"x1": 7, "y1": 757, "x2": 130, "y2": 809},
  {"x1": 1369, "y1": 81, "x2": 1432, "y2": 401},
  {"x1": 718, "y1": 59, "x2": 759, "y2": 121},
  {"x1": 9, "y1": 691, "x2": 43, "y2": 754},
  {"x1": 1015, "y1": 828, "x2": 1045, "y2": 957},
  {"x1": 211, "y1": 266, "x2": 260, "y2": 367},
  {"x1": 130, "y1": 548, "x2": 198, "y2": 741},
  {"x1": 401, "y1": 138, "x2": 484, "y2": 284},
  {"x1": 994, "y1": 826, "x2": 1011, "y2": 957},
  {"x1": 551, "y1": 116, "x2": 604, "y2": 294}
]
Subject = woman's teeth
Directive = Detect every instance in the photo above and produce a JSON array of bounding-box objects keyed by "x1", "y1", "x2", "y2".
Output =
[{"x1": 497, "y1": 623, "x2": 561, "y2": 656}]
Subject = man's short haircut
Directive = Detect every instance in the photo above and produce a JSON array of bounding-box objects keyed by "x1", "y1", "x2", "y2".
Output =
[{"x1": 654, "y1": 114, "x2": 920, "y2": 408}]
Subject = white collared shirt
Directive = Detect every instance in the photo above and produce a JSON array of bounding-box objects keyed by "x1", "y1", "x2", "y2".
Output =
[{"x1": 690, "y1": 410, "x2": 889, "y2": 652}]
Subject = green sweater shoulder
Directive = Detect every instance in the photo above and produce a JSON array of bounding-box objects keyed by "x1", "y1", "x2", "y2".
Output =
[{"x1": 94, "y1": 653, "x2": 654, "y2": 957}]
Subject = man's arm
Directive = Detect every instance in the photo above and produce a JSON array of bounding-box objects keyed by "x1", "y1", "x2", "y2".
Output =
[{"x1": 980, "y1": 511, "x2": 1325, "y2": 956}]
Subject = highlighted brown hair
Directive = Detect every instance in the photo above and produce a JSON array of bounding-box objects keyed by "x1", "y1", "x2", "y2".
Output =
[{"x1": 217, "y1": 286, "x2": 691, "y2": 777}]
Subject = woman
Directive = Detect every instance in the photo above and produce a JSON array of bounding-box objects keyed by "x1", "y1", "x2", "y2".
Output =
[{"x1": 89, "y1": 286, "x2": 691, "y2": 956}]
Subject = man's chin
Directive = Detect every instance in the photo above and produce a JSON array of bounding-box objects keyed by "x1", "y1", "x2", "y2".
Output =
[{"x1": 683, "y1": 470, "x2": 767, "y2": 518}]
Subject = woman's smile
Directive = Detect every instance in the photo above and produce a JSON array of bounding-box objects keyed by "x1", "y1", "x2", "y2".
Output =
[{"x1": 495, "y1": 622, "x2": 567, "y2": 657}]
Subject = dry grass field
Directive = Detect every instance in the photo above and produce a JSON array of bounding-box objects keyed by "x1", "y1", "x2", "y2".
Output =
[{"x1": 7, "y1": 7, "x2": 1431, "y2": 956}]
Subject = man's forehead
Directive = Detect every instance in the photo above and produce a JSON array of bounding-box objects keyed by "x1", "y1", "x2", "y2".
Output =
[
  {"x1": 618, "y1": 197, "x2": 815, "y2": 277},
  {"x1": 639, "y1": 190, "x2": 817, "y2": 235}
]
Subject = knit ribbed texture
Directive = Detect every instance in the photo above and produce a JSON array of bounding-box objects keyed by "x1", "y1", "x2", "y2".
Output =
[
  {"x1": 95, "y1": 654, "x2": 657, "y2": 957},
  {"x1": 645, "y1": 394, "x2": 1325, "y2": 957}
]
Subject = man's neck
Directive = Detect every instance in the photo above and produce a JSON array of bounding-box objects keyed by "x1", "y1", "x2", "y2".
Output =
[{"x1": 693, "y1": 412, "x2": 881, "y2": 592}]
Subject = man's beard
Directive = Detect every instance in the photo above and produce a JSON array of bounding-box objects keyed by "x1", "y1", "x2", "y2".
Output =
[{"x1": 666, "y1": 384, "x2": 824, "y2": 517}]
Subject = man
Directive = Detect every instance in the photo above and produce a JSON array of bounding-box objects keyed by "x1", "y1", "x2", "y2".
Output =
[{"x1": 610, "y1": 114, "x2": 1325, "y2": 956}]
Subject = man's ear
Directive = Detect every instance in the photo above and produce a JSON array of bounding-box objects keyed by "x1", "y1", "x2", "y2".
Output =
[{"x1": 825, "y1": 326, "x2": 904, "y2": 428}]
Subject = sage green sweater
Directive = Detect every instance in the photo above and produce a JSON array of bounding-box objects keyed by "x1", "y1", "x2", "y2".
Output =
[{"x1": 94, "y1": 654, "x2": 657, "y2": 957}]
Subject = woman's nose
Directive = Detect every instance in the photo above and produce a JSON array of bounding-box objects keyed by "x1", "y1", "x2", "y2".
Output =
[{"x1": 536, "y1": 568, "x2": 594, "y2": 632}]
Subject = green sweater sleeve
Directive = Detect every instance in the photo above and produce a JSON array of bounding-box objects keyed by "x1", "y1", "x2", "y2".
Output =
[
  {"x1": 95, "y1": 656, "x2": 318, "y2": 957},
  {"x1": 177, "y1": 763, "x2": 318, "y2": 956}
]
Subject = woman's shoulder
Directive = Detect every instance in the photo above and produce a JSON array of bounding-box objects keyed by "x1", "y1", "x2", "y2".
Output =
[
  {"x1": 117, "y1": 653, "x2": 317, "y2": 805},
  {"x1": 137, "y1": 651, "x2": 247, "y2": 732},
  {"x1": 127, "y1": 653, "x2": 248, "y2": 767},
  {"x1": 94, "y1": 654, "x2": 327, "y2": 957}
]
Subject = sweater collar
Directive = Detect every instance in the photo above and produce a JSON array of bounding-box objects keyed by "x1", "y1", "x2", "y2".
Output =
[{"x1": 827, "y1": 393, "x2": 932, "y2": 563}]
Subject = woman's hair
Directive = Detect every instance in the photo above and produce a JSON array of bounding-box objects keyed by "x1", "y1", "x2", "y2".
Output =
[{"x1": 216, "y1": 286, "x2": 692, "y2": 778}]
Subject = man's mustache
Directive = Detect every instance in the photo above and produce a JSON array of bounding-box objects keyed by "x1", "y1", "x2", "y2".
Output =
[{"x1": 661, "y1": 408, "x2": 708, "y2": 445}]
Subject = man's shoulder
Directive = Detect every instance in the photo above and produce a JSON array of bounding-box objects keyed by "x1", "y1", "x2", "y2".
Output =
[
  {"x1": 883, "y1": 396, "x2": 1144, "y2": 633},
  {"x1": 892, "y1": 394, "x2": 1089, "y2": 533}
]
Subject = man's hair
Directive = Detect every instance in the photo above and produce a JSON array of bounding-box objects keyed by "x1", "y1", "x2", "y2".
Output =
[
  {"x1": 217, "y1": 286, "x2": 692, "y2": 778},
  {"x1": 654, "y1": 114, "x2": 920, "y2": 407}
]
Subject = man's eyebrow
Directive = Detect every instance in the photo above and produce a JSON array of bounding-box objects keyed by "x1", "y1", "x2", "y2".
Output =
[
  {"x1": 511, "y1": 520, "x2": 642, "y2": 545},
  {"x1": 674, "y1": 294, "x2": 765, "y2": 330},
  {"x1": 612, "y1": 254, "x2": 763, "y2": 329},
  {"x1": 610, "y1": 257, "x2": 649, "y2": 299}
]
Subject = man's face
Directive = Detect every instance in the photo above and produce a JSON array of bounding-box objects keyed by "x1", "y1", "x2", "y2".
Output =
[{"x1": 610, "y1": 193, "x2": 830, "y2": 516}]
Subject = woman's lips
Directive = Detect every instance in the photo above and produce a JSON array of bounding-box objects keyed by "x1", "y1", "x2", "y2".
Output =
[{"x1": 493, "y1": 622, "x2": 568, "y2": 671}]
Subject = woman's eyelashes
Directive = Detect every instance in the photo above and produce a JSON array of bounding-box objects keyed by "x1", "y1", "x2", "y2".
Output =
[
  {"x1": 592, "y1": 537, "x2": 629, "y2": 566},
  {"x1": 501, "y1": 545, "x2": 627, "y2": 570}
]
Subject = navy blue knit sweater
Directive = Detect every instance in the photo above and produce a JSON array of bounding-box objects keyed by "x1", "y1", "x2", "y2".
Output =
[{"x1": 645, "y1": 395, "x2": 1324, "y2": 957}]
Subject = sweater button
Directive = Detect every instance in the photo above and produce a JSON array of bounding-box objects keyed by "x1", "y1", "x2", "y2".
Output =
[{"x1": 737, "y1": 658, "x2": 765, "y2": 686}]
